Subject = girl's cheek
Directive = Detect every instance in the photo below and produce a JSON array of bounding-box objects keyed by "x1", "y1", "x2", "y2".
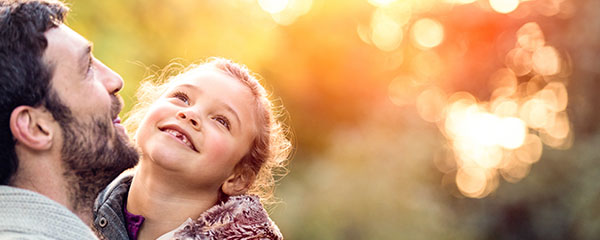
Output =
[
  {"x1": 209, "y1": 137, "x2": 230, "y2": 158},
  {"x1": 136, "y1": 103, "x2": 167, "y2": 141}
]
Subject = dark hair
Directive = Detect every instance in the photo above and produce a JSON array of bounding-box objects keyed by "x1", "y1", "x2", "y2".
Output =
[{"x1": 0, "y1": 0, "x2": 68, "y2": 184}]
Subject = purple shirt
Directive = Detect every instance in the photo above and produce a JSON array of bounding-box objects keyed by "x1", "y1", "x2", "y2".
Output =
[{"x1": 124, "y1": 201, "x2": 145, "y2": 240}]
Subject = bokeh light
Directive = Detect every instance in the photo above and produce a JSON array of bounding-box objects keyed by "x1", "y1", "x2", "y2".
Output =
[
  {"x1": 411, "y1": 18, "x2": 444, "y2": 49},
  {"x1": 371, "y1": 8, "x2": 404, "y2": 51},
  {"x1": 261, "y1": 0, "x2": 312, "y2": 25},
  {"x1": 388, "y1": 76, "x2": 418, "y2": 106},
  {"x1": 517, "y1": 22, "x2": 545, "y2": 51},
  {"x1": 429, "y1": 19, "x2": 571, "y2": 198},
  {"x1": 505, "y1": 47, "x2": 533, "y2": 76},
  {"x1": 258, "y1": 0, "x2": 288, "y2": 14},
  {"x1": 532, "y1": 46, "x2": 561, "y2": 75},
  {"x1": 489, "y1": 0, "x2": 520, "y2": 14},
  {"x1": 456, "y1": 167, "x2": 488, "y2": 198},
  {"x1": 448, "y1": 0, "x2": 478, "y2": 4},
  {"x1": 368, "y1": 0, "x2": 397, "y2": 7},
  {"x1": 417, "y1": 87, "x2": 447, "y2": 123}
]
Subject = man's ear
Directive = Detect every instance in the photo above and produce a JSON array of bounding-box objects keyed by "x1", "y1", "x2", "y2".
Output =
[
  {"x1": 221, "y1": 167, "x2": 255, "y2": 196},
  {"x1": 9, "y1": 106, "x2": 54, "y2": 150}
]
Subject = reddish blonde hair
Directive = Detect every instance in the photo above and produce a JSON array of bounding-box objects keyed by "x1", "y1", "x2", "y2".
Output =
[{"x1": 125, "y1": 58, "x2": 291, "y2": 205}]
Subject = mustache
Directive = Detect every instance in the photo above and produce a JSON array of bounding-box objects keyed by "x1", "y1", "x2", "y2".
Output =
[{"x1": 111, "y1": 95, "x2": 124, "y2": 120}]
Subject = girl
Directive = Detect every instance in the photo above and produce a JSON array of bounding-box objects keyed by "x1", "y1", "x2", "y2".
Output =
[{"x1": 93, "y1": 58, "x2": 291, "y2": 240}]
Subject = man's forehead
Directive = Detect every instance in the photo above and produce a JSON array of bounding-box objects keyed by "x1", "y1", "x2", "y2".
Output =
[{"x1": 43, "y1": 24, "x2": 91, "y2": 60}]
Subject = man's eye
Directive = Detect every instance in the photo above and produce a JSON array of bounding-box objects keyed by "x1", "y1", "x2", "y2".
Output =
[
  {"x1": 173, "y1": 91, "x2": 190, "y2": 105},
  {"x1": 214, "y1": 116, "x2": 231, "y2": 131},
  {"x1": 87, "y1": 57, "x2": 94, "y2": 74}
]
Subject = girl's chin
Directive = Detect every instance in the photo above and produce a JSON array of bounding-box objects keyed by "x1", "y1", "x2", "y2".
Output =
[{"x1": 143, "y1": 154, "x2": 188, "y2": 173}]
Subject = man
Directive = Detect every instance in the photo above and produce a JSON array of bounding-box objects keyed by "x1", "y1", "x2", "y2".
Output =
[{"x1": 0, "y1": 0, "x2": 139, "y2": 239}]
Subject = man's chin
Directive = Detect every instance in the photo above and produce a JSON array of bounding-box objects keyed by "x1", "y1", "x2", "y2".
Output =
[{"x1": 113, "y1": 122, "x2": 130, "y2": 141}]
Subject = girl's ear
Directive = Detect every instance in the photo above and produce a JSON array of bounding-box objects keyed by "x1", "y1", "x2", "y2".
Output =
[
  {"x1": 10, "y1": 106, "x2": 54, "y2": 150},
  {"x1": 221, "y1": 167, "x2": 255, "y2": 196}
]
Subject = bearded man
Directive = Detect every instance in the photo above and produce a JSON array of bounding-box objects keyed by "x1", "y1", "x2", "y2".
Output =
[{"x1": 0, "y1": 0, "x2": 139, "y2": 239}]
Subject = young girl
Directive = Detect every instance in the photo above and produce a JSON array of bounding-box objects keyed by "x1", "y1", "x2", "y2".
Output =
[{"x1": 93, "y1": 58, "x2": 291, "y2": 240}]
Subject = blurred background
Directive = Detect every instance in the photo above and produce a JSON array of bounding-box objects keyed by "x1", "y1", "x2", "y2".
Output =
[{"x1": 67, "y1": 0, "x2": 600, "y2": 239}]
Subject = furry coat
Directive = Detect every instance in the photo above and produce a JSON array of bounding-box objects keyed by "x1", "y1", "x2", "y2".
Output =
[
  {"x1": 94, "y1": 173, "x2": 283, "y2": 240},
  {"x1": 171, "y1": 195, "x2": 283, "y2": 240}
]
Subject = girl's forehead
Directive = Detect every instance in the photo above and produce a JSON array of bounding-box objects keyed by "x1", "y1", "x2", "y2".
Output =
[{"x1": 169, "y1": 67, "x2": 235, "y2": 87}]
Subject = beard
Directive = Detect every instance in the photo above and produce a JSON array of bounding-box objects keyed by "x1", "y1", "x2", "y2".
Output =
[{"x1": 44, "y1": 92, "x2": 139, "y2": 213}]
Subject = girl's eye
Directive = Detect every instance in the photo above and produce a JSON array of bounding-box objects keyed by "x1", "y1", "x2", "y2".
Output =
[
  {"x1": 214, "y1": 116, "x2": 231, "y2": 131},
  {"x1": 173, "y1": 91, "x2": 190, "y2": 105}
]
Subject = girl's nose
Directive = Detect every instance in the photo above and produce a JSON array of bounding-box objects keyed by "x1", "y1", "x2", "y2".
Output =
[{"x1": 177, "y1": 110, "x2": 202, "y2": 131}]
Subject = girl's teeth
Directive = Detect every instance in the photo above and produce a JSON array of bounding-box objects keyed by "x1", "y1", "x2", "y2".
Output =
[{"x1": 166, "y1": 129, "x2": 193, "y2": 149}]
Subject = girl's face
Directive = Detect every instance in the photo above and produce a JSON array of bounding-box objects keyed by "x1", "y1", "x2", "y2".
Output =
[{"x1": 136, "y1": 67, "x2": 258, "y2": 193}]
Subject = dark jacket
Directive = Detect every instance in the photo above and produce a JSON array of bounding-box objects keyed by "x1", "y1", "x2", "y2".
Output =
[
  {"x1": 93, "y1": 171, "x2": 133, "y2": 239},
  {"x1": 93, "y1": 171, "x2": 283, "y2": 240}
]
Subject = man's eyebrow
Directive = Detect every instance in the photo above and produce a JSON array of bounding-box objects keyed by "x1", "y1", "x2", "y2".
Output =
[{"x1": 79, "y1": 43, "x2": 93, "y2": 73}]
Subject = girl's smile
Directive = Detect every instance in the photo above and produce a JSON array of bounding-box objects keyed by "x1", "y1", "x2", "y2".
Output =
[{"x1": 159, "y1": 124, "x2": 197, "y2": 152}]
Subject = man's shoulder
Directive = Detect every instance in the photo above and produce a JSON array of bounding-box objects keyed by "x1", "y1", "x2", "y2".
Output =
[
  {"x1": 0, "y1": 231, "x2": 58, "y2": 240},
  {"x1": 0, "y1": 231, "x2": 57, "y2": 240},
  {"x1": 0, "y1": 186, "x2": 98, "y2": 240}
]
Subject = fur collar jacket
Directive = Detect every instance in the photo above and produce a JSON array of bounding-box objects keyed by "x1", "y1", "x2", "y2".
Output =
[
  {"x1": 94, "y1": 172, "x2": 284, "y2": 240},
  {"x1": 170, "y1": 195, "x2": 283, "y2": 240}
]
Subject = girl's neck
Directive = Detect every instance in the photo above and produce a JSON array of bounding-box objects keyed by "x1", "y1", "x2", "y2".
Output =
[{"x1": 127, "y1": 162, "x2": 219, "y2": 240}]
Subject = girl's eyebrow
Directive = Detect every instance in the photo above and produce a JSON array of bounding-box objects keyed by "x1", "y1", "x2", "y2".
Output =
[
  {"x1": 177, "y1": 83, "x2": 203, "y2": 93},
  {"x1": 220, "y1": 101, "x2": 241, "y2": 130}
]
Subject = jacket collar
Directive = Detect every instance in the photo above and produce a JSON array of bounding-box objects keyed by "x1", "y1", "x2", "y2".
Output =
[{"x1": 172, "y1": 195, "x2": 283, "y2": 240}]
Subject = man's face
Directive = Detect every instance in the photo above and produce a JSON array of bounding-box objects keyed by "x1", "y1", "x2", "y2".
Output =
[{"x1": 42, "y1": 24, "x2": 138, "y2": 210}]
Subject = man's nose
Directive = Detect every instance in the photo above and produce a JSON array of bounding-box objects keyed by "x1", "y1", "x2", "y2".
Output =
[{"x1": 96, "y1": 59, "x2": 124, "y2": 94}]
